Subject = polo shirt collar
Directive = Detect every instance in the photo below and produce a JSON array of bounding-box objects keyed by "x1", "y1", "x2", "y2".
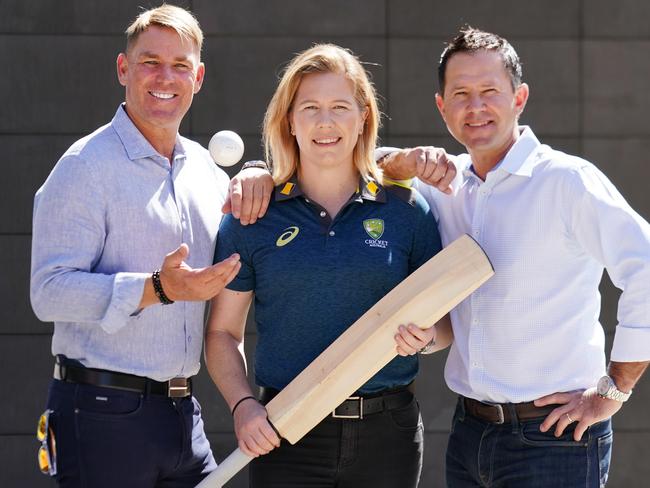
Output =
[
  {"x1": 274, "y1": 174, "x2": 387, "y2": 203},
  {"x1": 274, "y1": 175, "x2": 304, "y2": 201},
  {"x1": 111, "y1": 104, "x2": 187, "y2": 165},
  {"x1": 355, "y1": 177, "x2": 387, "y2": 203}
]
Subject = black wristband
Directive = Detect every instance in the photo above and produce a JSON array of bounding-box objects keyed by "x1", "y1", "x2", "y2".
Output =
[
  {"x1": 231, "y1": 395, "x2": 257, "y2": 416},
  {"x1": 152, "y1": 269, "x2": 174, "y2": 305}
]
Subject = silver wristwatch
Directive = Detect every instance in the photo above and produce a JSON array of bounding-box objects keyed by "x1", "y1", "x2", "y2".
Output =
[
  {"x1": 597, "y1": 375, "x2": 632, "y2": 402},
  {"x1": 241, "y1": 160, "x2": 270, "y2": 171}
]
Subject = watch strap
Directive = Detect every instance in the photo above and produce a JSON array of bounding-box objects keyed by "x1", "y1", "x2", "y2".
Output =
[
  {"x1": 599, "y1": 375, "x2": 632, "y2": 402},
  {"x1": 241, "y1": 160, "x2": 270, "y2": 171}
]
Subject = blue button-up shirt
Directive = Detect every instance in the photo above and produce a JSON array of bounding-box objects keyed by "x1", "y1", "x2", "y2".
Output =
[{"x1": 31, "y1": 105, "x2": 230, "y2": 381}]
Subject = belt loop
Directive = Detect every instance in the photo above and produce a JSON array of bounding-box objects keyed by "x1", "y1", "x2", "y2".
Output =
[
  {"x1": 55, "y1": 355, "x2": 67, "y2": 381},
  {"x1": 507, "y1": 403, "x2": 519, "y2": 432},
  {"x1": 457, "y1": 396, "x2": 466, "y2": 421}
]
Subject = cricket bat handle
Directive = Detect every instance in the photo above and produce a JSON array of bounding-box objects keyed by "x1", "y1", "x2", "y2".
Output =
[{"x1": 195, "y1": 447, "x2": 252, "y2": 488}]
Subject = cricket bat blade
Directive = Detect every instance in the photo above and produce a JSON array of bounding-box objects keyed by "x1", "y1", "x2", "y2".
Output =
[{"x1": 197, "y1": 234, "x2": 493, "y2": 487}]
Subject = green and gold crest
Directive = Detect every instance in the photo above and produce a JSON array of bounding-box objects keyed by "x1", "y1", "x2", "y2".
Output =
[{"x1": 363, "y1": 218, "x2": 384, "y2": 240}]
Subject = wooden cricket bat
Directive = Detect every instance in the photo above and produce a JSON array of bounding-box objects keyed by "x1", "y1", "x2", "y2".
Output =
[{"x1": 196, "y1": 234, "x2": 493, "y2": 487}]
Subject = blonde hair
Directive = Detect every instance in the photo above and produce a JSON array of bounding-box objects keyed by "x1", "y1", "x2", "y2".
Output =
[
  {"x1": 263, "y1": 44, "x2": 382, "y2": 184},
  {"x1": 125, "y1": 4, "x2": 203, "y2": 55}
]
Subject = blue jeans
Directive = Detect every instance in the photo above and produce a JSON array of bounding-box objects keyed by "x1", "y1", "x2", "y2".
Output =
[
  {"x1": 42, "y1": 379, "x2": 216, "y2": 488},
  {"x1": 446, "y1": 397, "x2": 613, "y2": 487}
]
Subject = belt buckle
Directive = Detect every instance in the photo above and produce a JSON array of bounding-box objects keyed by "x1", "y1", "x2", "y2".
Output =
[
  {"x1": 332, "y1": 396, "x2": 363, "y2": 419},
  {"x1": 488, "y1": 402, "x2": 505, "y2": 424},
  {"x1": 168, "y1": 377, "x2": 190, "y2": 398}
]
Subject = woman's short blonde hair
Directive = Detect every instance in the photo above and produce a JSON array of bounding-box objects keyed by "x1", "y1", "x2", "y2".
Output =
[
  {"x1": 263, "y1": 44, "x2": 382, "y2": 184},
  {"x1": 125, "y1": 4, "x2": 203, "y2": 55}
]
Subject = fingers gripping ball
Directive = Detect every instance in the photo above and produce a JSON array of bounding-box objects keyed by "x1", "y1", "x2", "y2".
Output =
[{"x1": 209, "y1": 130, "x2": 245, "y2": 167}]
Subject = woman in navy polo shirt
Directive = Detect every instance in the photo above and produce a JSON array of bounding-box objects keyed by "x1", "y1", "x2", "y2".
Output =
[{"x1": 205, "y1": 44, "x2": 452, "y2": 487}]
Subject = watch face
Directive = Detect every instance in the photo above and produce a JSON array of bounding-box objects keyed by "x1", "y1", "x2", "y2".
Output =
[{"x1": 597, "y1": 376, "x2": 612, "y2": 396}]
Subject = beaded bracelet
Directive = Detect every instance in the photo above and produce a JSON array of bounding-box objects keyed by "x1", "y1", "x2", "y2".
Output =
[
  {"x1": 152, "y1": 270, "x2": 174, "y2": 305},
  {"x1": 231, "y1": 395, "x2": 257, "y2": 416}
]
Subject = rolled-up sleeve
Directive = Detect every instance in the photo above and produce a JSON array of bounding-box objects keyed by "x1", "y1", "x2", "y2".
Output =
[{"x1": 571, "y1": 164, "x2": 650, "y2": 361}]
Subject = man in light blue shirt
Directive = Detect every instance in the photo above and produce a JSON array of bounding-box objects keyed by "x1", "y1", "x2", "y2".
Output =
[
  {"x1": 377, "y1": 27, "x2": 650, "y2": 487},
  {"x1": 30, "y1": 5, "x2": 264, "y2": 487}
]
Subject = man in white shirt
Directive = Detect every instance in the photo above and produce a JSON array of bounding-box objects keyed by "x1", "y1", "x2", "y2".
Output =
[{"x1": 378, "y1": 27, "x2": 650, "y2": 487}]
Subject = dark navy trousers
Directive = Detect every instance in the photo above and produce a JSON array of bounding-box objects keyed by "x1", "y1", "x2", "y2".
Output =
[
  {"x1": 43, "y1": 379, "x2": 216, "y2": 487},
  {"x1": 446, "y1": 398, "x2": 613, "y2": 487}
]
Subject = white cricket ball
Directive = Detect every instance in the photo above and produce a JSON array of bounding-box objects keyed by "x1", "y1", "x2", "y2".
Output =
[{"x1": 209, "y1": 130, "x2": 245, "y2": 167}]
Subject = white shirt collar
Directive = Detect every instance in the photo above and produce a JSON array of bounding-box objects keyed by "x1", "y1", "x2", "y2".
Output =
[{"x1": 462, "y1": 126, "x2": 542, "y2": 180}]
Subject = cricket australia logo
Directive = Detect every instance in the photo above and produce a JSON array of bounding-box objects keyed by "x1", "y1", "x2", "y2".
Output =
[
  {"x1": 363, "y1": 219, "x2": 388, "y2": 249},
  {"x1": 276, "y1": 226, "x2": 300, "y2": 247}
]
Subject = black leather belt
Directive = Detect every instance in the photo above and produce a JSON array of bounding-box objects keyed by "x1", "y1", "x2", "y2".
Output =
[
  {"x1": 53, "y1": 356, "x2": 192, "y2": 398},
  {"x1": 259, "y1": 385, "x2": 414, "y2": 420},
  {"x1": 463, "y1": 396, "x2": 558, "y2": 424}
]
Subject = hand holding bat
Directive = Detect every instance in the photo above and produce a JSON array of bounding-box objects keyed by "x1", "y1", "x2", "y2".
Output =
[{"x1": 233, "y1": 398, "x2": 280, "y2": 457}]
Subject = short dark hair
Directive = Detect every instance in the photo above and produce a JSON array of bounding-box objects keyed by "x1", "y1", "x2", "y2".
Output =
[{"x1": 438, "y1": 27, "x2": 522, "y2": 95}]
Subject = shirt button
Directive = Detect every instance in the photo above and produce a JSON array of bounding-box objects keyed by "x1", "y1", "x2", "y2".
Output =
[
  {"x1": 329, "y1": 230, "x2": 335, "y2": 237},
  {"x1": 188, "y1": 335, "x2": 192, "y2": 343},
  {"x1": 320, "y1": 211, "x2": 327, "y2": 218},
  {"x1": 472, "y1": 362, "x2": 479, "y2": 368},
  {"x1": 472, "y1": 319, "x2": 479, "y2": 325}
]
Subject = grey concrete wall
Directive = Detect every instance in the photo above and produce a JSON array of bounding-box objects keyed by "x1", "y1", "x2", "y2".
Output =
[{"x1": 1, "y1": 0, "x2": 649, "y2": 486}]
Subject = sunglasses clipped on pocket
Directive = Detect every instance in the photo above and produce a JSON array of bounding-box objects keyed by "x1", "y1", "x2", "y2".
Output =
[{"x1": 36, "y1": 409, "x2": 57, "y2": 476}]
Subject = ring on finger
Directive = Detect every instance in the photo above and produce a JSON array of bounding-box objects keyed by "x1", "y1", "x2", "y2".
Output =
[{"x1": 565, "y1": 413, "x2": 574, "y2": 423}]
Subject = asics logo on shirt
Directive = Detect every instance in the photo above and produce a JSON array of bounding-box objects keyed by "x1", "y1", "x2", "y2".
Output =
[{"x1": 276, "y1": 226, "x2": 300, "y2": 247}]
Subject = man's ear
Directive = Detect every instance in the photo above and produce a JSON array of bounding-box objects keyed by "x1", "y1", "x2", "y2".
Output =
[
  {"x1": 514, "y1": 82, "x2": 529, "y2": 116},
  {"x1": 194, "y1": 62, "x2": 205, "y2": 94},
  {"x1": 116, "y1": 53, "x2": 128, "y2": 87},
  {"x1": 435, "y1": 93, "x2": 446, "y2": 121}
]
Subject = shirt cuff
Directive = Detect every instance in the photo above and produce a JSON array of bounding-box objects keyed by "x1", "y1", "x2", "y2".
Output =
[
  {"x1": 99, "y1": 272, "x2": 149, "y2": 334},
  {"x1": 610, "y1": 325, "x2": 650, "y2": 362},
  {"x1": 374, "y1": 146, "x2": 400, "y2": 162}
]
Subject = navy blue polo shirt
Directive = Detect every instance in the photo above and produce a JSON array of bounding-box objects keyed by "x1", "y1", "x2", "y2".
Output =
[{"x1": 214, "y1": 176, "x2": 442, "y2": 393}]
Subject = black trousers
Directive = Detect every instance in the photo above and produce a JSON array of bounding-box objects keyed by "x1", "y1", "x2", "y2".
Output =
[{"x1": 250, "y1": 393, "x2": 424, "y2": 488}]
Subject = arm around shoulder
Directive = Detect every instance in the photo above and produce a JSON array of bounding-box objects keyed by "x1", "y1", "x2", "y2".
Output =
[
  {"x1": 224, "y1": 163, "x2": 274, "y2": 225},
  {"x1": 377, "y1": 146, "x2": 457, "y2": 194}
]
